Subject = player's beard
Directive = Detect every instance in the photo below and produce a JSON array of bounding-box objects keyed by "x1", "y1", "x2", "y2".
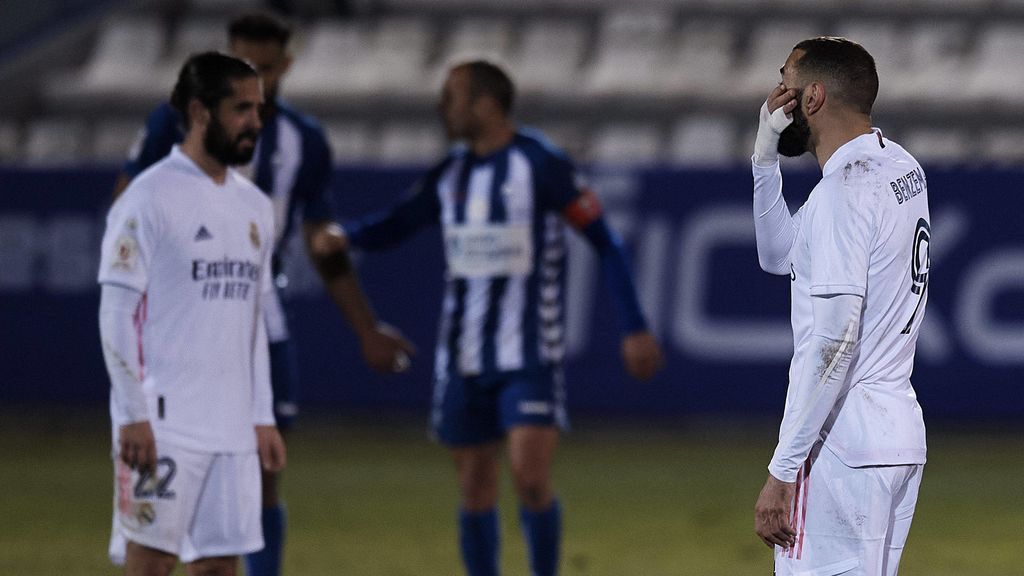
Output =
[
  {"x1": 205, "y1": 113, "x2": 259, "y2": 166},
  {"x1": 777, "y1": 90, "x2": 812, "y2": 157}
]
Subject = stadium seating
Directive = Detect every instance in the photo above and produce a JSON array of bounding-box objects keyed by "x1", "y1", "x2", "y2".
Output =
[{"x1": 7, "y1": 1, "x2": 1024, "y2": 166}]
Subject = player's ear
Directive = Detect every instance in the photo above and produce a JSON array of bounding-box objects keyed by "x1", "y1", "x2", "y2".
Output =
[
  {"x1": 281, "y1": 53, "x2": 293, "y2": 74},
  {"x1": 188, "y1": 98, "x2": 210, "y2": 131},
  {"x1": 805, "y1": 82, "x2": 826, "y2": 116}
]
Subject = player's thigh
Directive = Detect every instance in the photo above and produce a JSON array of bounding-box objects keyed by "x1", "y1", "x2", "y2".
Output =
[
  {"x1": 506, "y1": 425, "x2": 559, "y2": 483},
  {"x1": 432, "y1": 374, "x2": 504, "y2": 446},
  {"x1": 882, "y1": 464, "x2": 924, "y2": 576},
  {"x1": 775, "y1": 447, "x2": 904, "y2": 576},
  {"x1": 123, "y1": 540, "x2": 177, "y2": 576},
  {"x1": 111, "y1": 442, "x2": 213, "y2": 561},
  {"x1": 179, "y1": 452, "x2": 263, "y2": 563}
]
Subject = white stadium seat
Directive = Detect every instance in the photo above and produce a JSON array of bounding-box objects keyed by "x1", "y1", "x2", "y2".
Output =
[
  {"x1": 902, "y1": 128, "x2": 972, "y2": 165},
  {"x1": 46, "y1": 17, "x2": 166, "y2": 102},
  {"x1": 372, "y1": 18, "x2": 433, "y2": 95},
  {"x1": 964, "y1": 24, "x2": 1024, "y2": 104},
  {"x1": 324, "y1": 121, "x2": 374, "y2": 164},
  {"x1": 668, "y1": 115, "x2": 738, "y2": 167},
  {"x1": 585, "y1": 8, "x2": 674, "y2": 96},
  {"x1": 91, "y1": 119, "x2": 143, "y2": 163},
  {"x1": 659, "y1": 19, "x2": 737, "y2": 98},
  {"x1": 288, "y1": 21, "x2": 375, "y2": 97},
  {"x1": 730, "y1": 20, "x2": 821, "y2": 101},
  {"x1": 375, "y1": 122, "x2": 446, "y2": 166},
  {"x1": 0, "y1": 120, "x2": 20, "y2": 163},
  {"x1": 511, "y1": 19, "x2": 588, "y2": 96},
  {"x1": 588, "y1": 123, "x2": 663, "y2": 167},
  {"x1": 24, "y1": 118, "x2": 88, "y2": 165}
]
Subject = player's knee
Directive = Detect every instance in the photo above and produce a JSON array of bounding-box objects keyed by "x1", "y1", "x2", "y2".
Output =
[
  {"x1": 512, "y1": 472, "x2": 552, "y2": 510},
  {"x1": 460, "y1": 478, "x2": 499, "y2": 511}
]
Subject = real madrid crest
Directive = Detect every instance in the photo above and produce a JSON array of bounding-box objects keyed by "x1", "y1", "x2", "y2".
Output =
[
  {"x1": 135, "y1": 502, "x2": 156, "y2": 526},
  {"x1": 249, "y1": 222, "x2": 260, "y2": 249}
]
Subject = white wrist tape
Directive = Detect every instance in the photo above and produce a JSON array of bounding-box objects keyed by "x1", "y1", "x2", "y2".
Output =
[{"x1": 752, "y1": 100, "x2": 794, "y2": 167}]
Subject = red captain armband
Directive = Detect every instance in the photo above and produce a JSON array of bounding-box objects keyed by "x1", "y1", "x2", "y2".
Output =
[{"x1": 562, "y1": 188, "x2": 604, "y2": 230}]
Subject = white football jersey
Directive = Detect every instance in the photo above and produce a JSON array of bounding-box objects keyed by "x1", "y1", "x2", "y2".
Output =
[
  {"x1": 99, "y1": 146, "x2": 275, "y2": 453},
  {"x1": 785, "y1": 131, "x2": 929, "y2": 468}
]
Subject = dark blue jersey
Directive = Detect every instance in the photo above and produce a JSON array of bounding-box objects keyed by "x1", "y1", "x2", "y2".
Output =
[
  {"x1": 348, "y1": 129, "x2": 647, "y2": 380},
  {"x1": 124, "y1": 100, "x2": 333, "y2": 260}
]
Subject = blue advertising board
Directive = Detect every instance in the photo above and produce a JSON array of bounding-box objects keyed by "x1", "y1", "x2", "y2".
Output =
[{"x1": 1, "y1": 165, "x2": 1021, "y2": 420}]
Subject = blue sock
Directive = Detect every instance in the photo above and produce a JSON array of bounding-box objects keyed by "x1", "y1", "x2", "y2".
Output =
[
  {"x1": 245, "y1": 504, "x2": 286, "y2": 576},
  {"x1": 520, "y1": 500, "x2": 561, "y2": 576},
  {"x1": 459, "y1": 508, "x2": 500, "y2": 576}
]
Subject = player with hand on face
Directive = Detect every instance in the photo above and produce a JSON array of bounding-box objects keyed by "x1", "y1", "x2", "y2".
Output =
[
  {"x1": 99, "y1": 52, "x2": 285, "y2": 576},
  {"x1": 750, "y1": 37, "x2": 930, "y2": 576},
  {"x1": 342, "y1": 60, "x2": 663, "y2": 576}
]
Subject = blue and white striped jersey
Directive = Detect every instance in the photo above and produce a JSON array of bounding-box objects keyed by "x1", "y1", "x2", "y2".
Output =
[
  {"x1": 124, "y1": 99, "x2": 333, "y2": 261},
  {"x1": 348, "y1": 129, "x2": 647, "y2": 380}
]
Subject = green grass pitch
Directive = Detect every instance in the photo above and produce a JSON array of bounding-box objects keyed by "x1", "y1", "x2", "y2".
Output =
[{"x1": 1, "y1": 408, "x2": 1021, "y2": 575}]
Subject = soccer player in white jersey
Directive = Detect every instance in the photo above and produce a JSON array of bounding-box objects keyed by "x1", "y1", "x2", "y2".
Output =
[
  {"x1": 750, "y1": 37, "x2": 929, "y2": 575},
  {"x1": 98, "y1": 52, "x2": 286, "y2": 576},
  {"x1": 113, "y1": 14, "x2": 416, "y2": 575}
]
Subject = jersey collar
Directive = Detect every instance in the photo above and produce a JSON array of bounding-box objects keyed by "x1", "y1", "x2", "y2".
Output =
[{"x1": 822, "y1": 128, "x2": 885, "y2": 178}]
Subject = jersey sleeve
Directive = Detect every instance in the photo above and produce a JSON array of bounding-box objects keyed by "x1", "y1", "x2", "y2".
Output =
[
  {"x1": 534, "y1": 149, "x2": 648, "y2": 333},
  {"x1": 296, "y1": 125, "x2": 334, "y2": 224},
  {"x1": 98, "y1": 186, "x2": 162, "y2": 292},
  {"x1": 251, "y1": 205, "x2": 276, "y2": 426},
  {"x1": 123, "y1": 104, "x2": 181, "y2": 178},
  {"x1": 346, "y1": 160, "x2": 445, "y2": 250},
  {"x1": 807, "y1": 179, "x2": 874, "y2": 298}
]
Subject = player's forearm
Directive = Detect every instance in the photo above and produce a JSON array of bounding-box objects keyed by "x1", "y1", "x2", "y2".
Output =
[
  {"x1": 322, "y1": 269, "x2": 380, "y2": 339},
  {"x1": 583, "y1": 219, "x2": 648, "y2": 333},
  {"x1": 769, "y1": 294, "x2": 861, "y2": 481},
  {"x1": 752, "y1": 161, "x2": 797, "y2": 275},
  {"x1": 99, "y1": 284, "x2": 149, "y2": 423}
]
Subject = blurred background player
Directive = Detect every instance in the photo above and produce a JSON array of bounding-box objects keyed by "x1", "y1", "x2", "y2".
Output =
[
  {"x1": 111, "y1": 11, "x2": 415, "y2": 576},
  {"x1": 98, "y1": 51, "x2": 286, "y2": 576},
  {"x1": 342, "y1": 60, "x2": 664, "y2": 576},
  {"x1": 750, "y1": 37, "x2": 929, "y2": 575}
]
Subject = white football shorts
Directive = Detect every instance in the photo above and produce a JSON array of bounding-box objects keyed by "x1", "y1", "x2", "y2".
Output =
[
  {"x1": 775, "y1": 444, "x2": 923, "y2": 576},
  {"x1": 108, "y1": 440, "x2": 263, "y2": 564}
]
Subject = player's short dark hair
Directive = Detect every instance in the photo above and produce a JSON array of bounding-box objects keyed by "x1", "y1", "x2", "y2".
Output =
[
  {"x1": 228, "y1": 11, "x2": 292, "y2": 47},
  {"x1": 458, "y1": 60, "x2": 515, "y2": 115},
  {"x1": 170, "y1": 52, "x2": 258, "y2": 127},
  {"x1": 792, "y1": 36, "x2": 878, "y2": 115}
]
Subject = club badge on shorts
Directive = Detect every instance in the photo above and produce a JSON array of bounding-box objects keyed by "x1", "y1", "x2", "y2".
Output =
[
  {"x1": 249, "y1": 222, "x2": 260, "y2": 249},
  {"x1": 135, "y1": 502, "x2": 156, "y2": 526}
]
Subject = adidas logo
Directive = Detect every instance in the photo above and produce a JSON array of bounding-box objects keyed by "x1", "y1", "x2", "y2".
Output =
[{"x1": 194, "y1": 225, "x2": 213, "y2": 241}]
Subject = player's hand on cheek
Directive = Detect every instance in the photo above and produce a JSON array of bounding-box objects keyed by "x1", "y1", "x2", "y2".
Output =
[
  {"x1": 767, "y1": 84, "x2": 798, "y2": 116},
  {"x1": 120, "y1": 421, "x2": 157, "y2": 474},
  {"x1": 754, "y1": 473, "x2": 797, "y2": 549},
  {"x1": 256, "y1": 425, "x2": 286, "y2": 472},
  {"x1": 621, "y1": 331, "x2": 663, "y2": 381},
  {"x1": 360, "y1": 322, "x2": 417, "y2": 374}
]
